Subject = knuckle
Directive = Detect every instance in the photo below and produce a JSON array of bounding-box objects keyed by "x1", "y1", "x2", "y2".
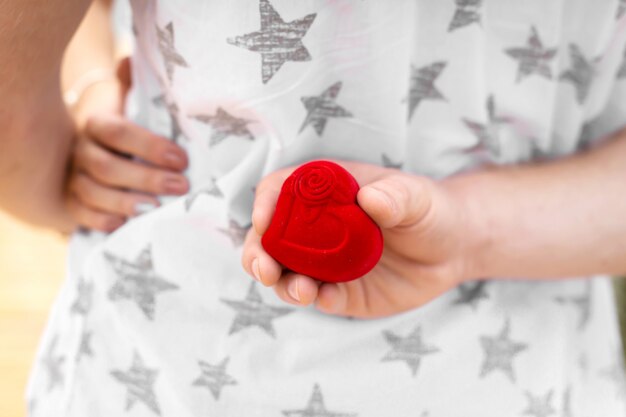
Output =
[
  {"x1": 410, "y1": 176, "x2": 436, "y2": 222},
  {"x1": 377, "y1": 176, "x2": 406, "y2": 220},
  {"x1": 241, "y1": 249, "x2": 253, "y2": 274},
  {"x1": 98, "y1": 117, "x2": 126, "y2": 141},
  {"x1": 275, "y1": 285, "x2": 293, "y2": 305},
  {"x1": 388, "y1": 174, "x2": 412, "y2": 200},
  {"x1": 84, "y1": 115, "x2": 101, "y2": 136},
  {"x1": 73, "y1": 174, "x2": 95, "y2": 202},
  {"x1": 411, "y1": 175, "x2": 435, "y2": 194},
  {"x1": 91, "y1": 150, "x2": 114, "y2": 179},
  {"x1": 143, "y1": 171, "x2": 164, "y2": 193},
  {"x1": 388, "y1": 174, "x2": 433, "y2": 224}
]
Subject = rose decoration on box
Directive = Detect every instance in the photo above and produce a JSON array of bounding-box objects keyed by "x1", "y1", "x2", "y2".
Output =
[{"x1": 262, "y1": 160, "x2": 383, "y2": 283}]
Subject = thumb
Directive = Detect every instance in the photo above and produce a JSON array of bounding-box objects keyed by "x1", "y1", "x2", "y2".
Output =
[{"x1": 357, "y1": 174, "x2": 434, "y2": 229}]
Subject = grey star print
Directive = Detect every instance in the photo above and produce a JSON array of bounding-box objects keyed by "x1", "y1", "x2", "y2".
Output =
[
  {"x1": 156, "y1": 22, "x2": 189, "y2": 82},
  {"x1": 505, "y1": 26, "x2": 557, "y2": 82},
  {"x1": 111, "y1": 352, "x2": 161, "y2": 415},
  {"x1": 479, "y1": 318, "x2": 528, "y2": 382},
  {"x1": 554, "y1": 280, "x2": 592, "y2": 330},
  {"x1": 76, "y1": 329, "x2": 94, "y2": 362},
  {"x1": 452, "y1": 280, "x2": 489, "y2": 310},
  {"x1": 282, "y1": 384, "x2": 357, "y2": 417},
  {"x1": 522, "y1": 390, "x2": 556, "y2": 417},
  {"x1": 463, "y1": 95, "x2": 512, "y2": 157},
  {"x1": 42, "y1": 336, "x2": 65, "y2": 392},
  {"x1": 220, "y1": 282, "x2": 294, "y2": 337},
  {"x1": 449, "y1": 0, "x2": 482, "y2": 32},
  {"x1": 71, "y1": 275, "x2": 93, "y2": 316},
  {"x1": 105, "y1": 246, "x2": 180, "y2": 320},
  {"x1": 300, "y1": 82, "x2": 353, "y2": 136},
  {"x1": 192, "y1": 107, "x2": 255, "y2": 147},
  {"x1": 599, "y1": 349, "x2": 626, "y2": 399},
  {"x1": 218, "y1": 219, "x2": 251, "y2": 248},
  {"x1": 381, "y1": 325, "x2": 440, "y2": 377},
  {"x1": 561, "y1": 386, "x2": 573, "y2": 417},
  {"x1": 217, "y1": 219, "x2": 252, "y2": 248},
  {"x1": 28, "y1": 399, "x2": 37, "y2": 416},
  {"x1": 382, "y1": 154, "x2": 403, "y2": 169},
  {"x1": 560, "y1": 44, "x2": 596, "y2": 104},
  {"x1": 153, "y1": 95, "x2": 185, "y2": 143},
  {"x1": 227, "y1": 0, "x2": 316, "y2": 84},
  {"x1": 618, "y1": 0, "x2": 626, "y2": 19},
  {"x1": 618, "y1": 46, "x2": 626, "y2": 79},
  {"x1": 407, "y1": 62, "x2": 447, "y2": 121},
  {"x1": 578, "y1": 352, "x2": 590, "y2": 376},
  {"x1": 192, "y1": 357, "x2": 237, "y2": 400},
  {"x1": 185, "y1": 178, "x2": 224, "y2": 211}
]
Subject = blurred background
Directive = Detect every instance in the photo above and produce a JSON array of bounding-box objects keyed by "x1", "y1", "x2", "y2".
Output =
[
  {"x1": 0, "y1": 213, "x2": 67, "y2": 417},
  {"x1": 0, "y1": 207, "x2": 625, "y2": 417}
]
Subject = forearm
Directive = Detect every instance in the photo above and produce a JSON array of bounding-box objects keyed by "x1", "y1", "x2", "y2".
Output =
[
  {"x1": 62, "y1": 0, "x2": 119, "y2": 128},
  {"x1": 0, "y1": 94, "x2": 75, "y2": 232},
  {"x1": 446, "y1": 129, "x2": 626, "y2": 280},
  {"x1": 63, "y1": 0, "x2": 115, "y2": 88},
  {"x1": 0, "y1": 0, "x2": 92, "y2": 232}
]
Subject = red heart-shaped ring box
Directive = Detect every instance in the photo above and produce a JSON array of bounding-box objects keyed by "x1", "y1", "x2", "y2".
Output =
[{"x1": 261, "y1": 160, "x2": 383, "y2": 283}]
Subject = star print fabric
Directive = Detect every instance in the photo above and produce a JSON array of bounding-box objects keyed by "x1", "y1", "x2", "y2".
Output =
[{"x1": 25, "y1": 1, "x2": 626, "y2": 416}]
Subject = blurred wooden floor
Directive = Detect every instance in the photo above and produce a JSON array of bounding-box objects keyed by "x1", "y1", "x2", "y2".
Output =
[{"x1": 0, "y1": 211, "x2": 66, "y2": 417}]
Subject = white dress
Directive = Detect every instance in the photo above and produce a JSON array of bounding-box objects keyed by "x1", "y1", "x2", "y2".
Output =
[{"x1": 27, "y1": 1, "x2": 626, "y2": 416}]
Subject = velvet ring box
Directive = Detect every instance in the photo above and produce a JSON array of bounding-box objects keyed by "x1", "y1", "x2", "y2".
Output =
[{"x1": 262, "y1": 160, "x2": 384, "y2": 283}]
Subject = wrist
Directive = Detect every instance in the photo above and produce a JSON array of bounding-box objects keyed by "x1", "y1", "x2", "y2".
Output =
[
  {"x1": 71, "y1": 78, "x2": 123, "y2": 128},
  {"x1": 63, "y1": 67, "x2": 116, "y2": 108},
  {"x1": 441, "y1": 170, "x2": 494, "y2": 282}
]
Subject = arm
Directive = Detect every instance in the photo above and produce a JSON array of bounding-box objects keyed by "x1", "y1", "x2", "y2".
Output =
[
  {"x1": 450, "y1": 128, "x2": 626, "y2": 280},
  {"x1": 62, "y1": 0, "x2": 118, "y2": 126},
  {"x1": 0, "y1": 0, "x2": 91, "y2": 232},
  {"x1": 242, "y1": 128, "x2": 626, "y2": 318}
]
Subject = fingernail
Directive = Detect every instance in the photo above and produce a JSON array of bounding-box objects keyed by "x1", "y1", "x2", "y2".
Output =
[
  {"x1": 251, "y1": 258, "x2": 262, "y2": 284},
  {"x1": 288, "y1": 280, "x2": 300, "y2": 302},
  {"x1": 163, "y1": 176, "x2": 188, "y2": 195},
  {"x1": 134, "y1": 202, "x2": 158, "y2": 216},
  {"x1": 164, "y1": 151, "x2": 186, "y2": 169}
]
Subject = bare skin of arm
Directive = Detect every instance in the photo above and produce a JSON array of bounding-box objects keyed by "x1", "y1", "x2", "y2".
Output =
[
  {"x1": 450, "y1": 130, "x2": 626, "y2": 280},
  {"x1": 61, "y1": 0, "x2": 116, "y2": 99},
  {"x1": 0, "y1": 0, "x2": 91, "y2": 232}
]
